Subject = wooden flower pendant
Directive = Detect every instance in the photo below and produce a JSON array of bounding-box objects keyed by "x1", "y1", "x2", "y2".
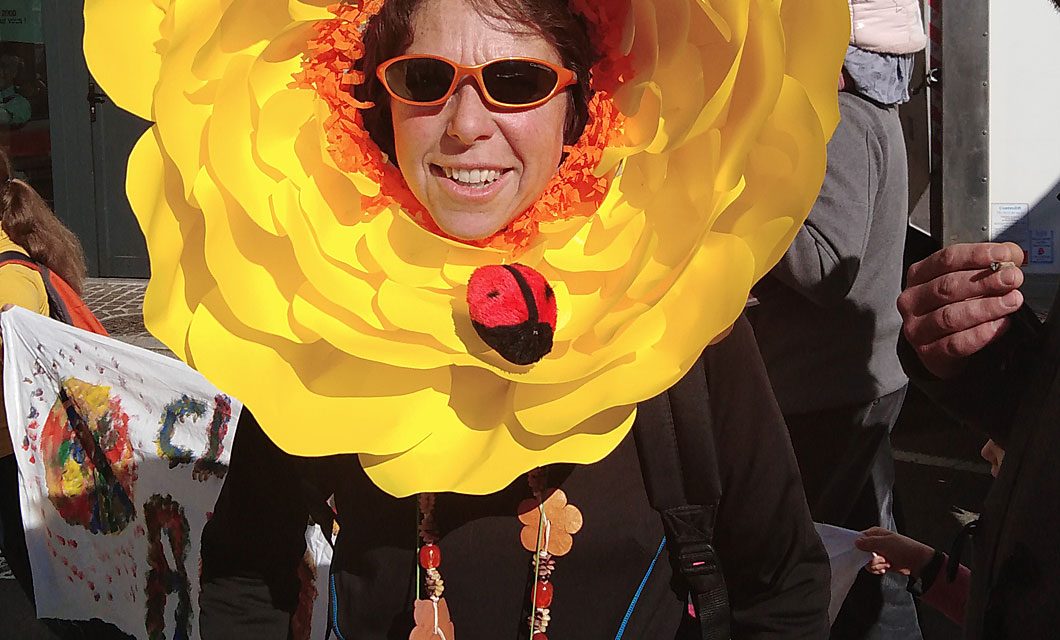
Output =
[
  {"x1": 409, "y1": 598, "x2": 456, "y2": 640},
  {"x1": 517, "y1": 489, "x2": 583, "y2": 557}
]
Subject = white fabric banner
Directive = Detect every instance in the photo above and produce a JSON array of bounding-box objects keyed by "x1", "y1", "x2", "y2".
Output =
[
  {"x1": 814, "y1": 523, "x2": 874, "y2": 624},
  {"x1": 302, "y1": 522, "x2": 334, "y2": 639},
  {"x1": 2, "y1": 307, "x2": 243, "y2": 639}
]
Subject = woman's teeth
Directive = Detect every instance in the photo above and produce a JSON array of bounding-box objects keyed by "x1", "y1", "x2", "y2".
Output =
[{"x1": 442, "y1": 166, "x2": 502, "y2": 187}]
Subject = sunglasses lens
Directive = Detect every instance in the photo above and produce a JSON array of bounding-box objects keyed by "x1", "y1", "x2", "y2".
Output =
[
  {"x1": 482, "y1": 60, "x2": 560, "y2": 105},
  {"x1": 385, "y1": 58, "x2": 455, "y2": 103}
]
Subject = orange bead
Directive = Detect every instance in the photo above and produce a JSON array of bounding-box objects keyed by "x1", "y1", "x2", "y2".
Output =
[
  {"x1": 534, "y1": 581, "x2": 554, "y2": 608},
  {"x1": 418, "y1": 544, "x2": 441, "y2": 569}
]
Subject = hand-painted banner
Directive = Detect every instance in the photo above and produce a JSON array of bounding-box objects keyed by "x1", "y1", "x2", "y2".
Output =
[{"x1": 1, "y1": 307, "x2": 245, "y2": 639}]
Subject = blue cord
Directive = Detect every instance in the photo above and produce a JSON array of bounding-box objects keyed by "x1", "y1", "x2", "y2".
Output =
[
  {"x1": 330, "y1": 572, "x2": 346, "y2": 640},
  {"x1": 614, "y1": 536, "x2": 667, "y2": 640}
]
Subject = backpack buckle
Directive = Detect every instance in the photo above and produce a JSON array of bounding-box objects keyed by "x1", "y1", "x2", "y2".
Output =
[{"x1": 678, "y1": 542, "x2": 719, "y2": 575}]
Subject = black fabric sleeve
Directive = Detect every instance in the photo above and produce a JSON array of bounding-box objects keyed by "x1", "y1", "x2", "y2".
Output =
[
  {"x1": 898, "y1": 303, "x2": 1044, "y2": 446},
  {"x1": 199, "y1": 410, "x2": 339, "y2": 639},
  {"x1": 704, "y1": 317, "x2": 831, "y2": 639}
]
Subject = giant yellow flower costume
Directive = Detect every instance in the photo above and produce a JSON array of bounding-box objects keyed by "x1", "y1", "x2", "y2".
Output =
[{"x1": 83, "y1": 0, "x2": 847, "y2": 496}]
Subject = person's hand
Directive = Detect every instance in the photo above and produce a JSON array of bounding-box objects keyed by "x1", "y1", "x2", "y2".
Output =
[
  {"x1": 898, "y1": 242, "x2": 1025, "y2": 379},
  {"x1": 981, "y1": 439, "x2": 1006, "y2": 478},
  {"x1": 855, "y1": 527, "x2": 935, "y2": 577}
]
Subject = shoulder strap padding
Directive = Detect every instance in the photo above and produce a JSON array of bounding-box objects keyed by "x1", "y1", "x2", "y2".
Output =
[
  {"x1": 0, "y1": 251, "x2": 107, "y2": 334},
  {"x1": 634, "y1": 354, "x2": 731, "y2": 640},
  {"x1": 0, "y1": 251, "x2": 70, "y2": 322}
]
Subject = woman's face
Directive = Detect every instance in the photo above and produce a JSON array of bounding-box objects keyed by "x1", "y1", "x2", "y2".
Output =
[{"x1": 392, "y1": 0, "x2": 568, "y2": 241}]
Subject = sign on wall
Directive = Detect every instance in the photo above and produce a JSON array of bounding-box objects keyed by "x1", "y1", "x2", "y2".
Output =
[{"x1": 0, "y1": 1, "x2": 42, "y2": 43}]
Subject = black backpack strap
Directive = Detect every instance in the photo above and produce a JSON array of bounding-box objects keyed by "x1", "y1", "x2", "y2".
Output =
[
  {"x1": 634, "y1": 355, "x2": 730, "y2": 640},
  {"x1": 0, "y1": 249, "x2": 32, "y2": 268},
  {"x1": 0, "y1": 250, "x2": 72, "y2": 325}
]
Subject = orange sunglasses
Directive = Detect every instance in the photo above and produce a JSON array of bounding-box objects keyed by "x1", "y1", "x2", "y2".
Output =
[{"x1": 376, "y1": 54, "x2": 576, "y2": 109}]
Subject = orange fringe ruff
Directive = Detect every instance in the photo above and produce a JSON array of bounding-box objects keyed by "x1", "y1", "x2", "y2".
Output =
[{"x1": 294, "y1": 1, "x2": 629, "y2": 254}]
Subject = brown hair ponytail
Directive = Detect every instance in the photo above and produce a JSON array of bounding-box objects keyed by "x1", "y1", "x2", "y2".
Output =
[{"x1": 0, "y1": 148, "x2": 87, "y2": 294}]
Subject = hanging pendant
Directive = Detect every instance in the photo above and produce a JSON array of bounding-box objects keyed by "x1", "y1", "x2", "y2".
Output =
[
  {"x1": 409, "y1": 598, "x2": 456, "y2": 640},
  {"x1": 406, "y1": 474, "x2": 581, "y2": 640},
  {"x1": 519, "y1": 472, "x2": 579, "y2": 640},
  {"x1": 517, "y1": 488, "x2": 583, "y2": 557}
]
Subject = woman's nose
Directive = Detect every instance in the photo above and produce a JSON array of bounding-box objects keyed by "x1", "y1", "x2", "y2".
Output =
[{"x1": 445, "y1": 83, "x2": 494, "y2": 146}]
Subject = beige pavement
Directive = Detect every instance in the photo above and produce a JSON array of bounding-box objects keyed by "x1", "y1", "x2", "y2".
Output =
[{"x1": 82, "y1": 277, "x2": 173, "y2": 357}]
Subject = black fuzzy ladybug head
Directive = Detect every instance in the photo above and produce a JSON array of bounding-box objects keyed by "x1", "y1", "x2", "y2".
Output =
[{"x1": 467, "y1": 264, "x2": 557, "y2": 366}]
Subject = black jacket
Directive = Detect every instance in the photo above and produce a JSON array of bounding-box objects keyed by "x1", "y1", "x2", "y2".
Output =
[
  {"x1": 900, "y1": 301, "x2": 1060, "y2": 639},
  {"x1": 200, "y1": 318, "x2": 829, "y2": 639}
]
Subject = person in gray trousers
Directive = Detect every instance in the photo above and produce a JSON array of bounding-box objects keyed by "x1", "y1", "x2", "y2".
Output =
[{"x1": 749, "y1": 45, "x2": 923, "y2": 640}]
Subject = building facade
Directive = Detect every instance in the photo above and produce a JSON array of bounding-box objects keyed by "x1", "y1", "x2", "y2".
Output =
[{"x1": 4, "y1": 0, "x2": 148, "y2": 278}]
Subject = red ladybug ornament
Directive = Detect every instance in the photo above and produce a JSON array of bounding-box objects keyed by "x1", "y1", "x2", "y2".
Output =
[{"x1": 467, "y1": 264, "x2": 558, "y2": 366}]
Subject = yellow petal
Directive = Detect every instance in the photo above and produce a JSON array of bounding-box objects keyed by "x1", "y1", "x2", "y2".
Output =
[
  {"x1": 361, "y1": 405, "x2": 637, "y2": 497},
  {"x1": 187, "y1": 297, "x2": 449, "y2": 457},
  {"x1": 126, "y1": 128, "x2": 200, "y2": 361},
  {"x1": 83, "y1": 0, "x2": 167, "y2": 120}
]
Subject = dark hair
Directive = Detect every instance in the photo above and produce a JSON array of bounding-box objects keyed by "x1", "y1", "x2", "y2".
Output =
[
  {"x1": 355, "y1": 0, "x2": 596, "y2": 161},
  {"x1": 0, "y1": 149, "x2": 87, "y2": 293}
]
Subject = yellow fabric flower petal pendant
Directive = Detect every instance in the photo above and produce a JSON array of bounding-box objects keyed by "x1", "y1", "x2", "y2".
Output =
[{"x1": 82, "y1": 0, "x2": 849, "y2": 496}]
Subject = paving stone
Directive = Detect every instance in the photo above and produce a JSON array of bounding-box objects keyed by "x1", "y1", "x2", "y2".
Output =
[
  {"x1": 81, "y1": 278, "x2": 175, "y2": 356},
  {"x1": 82, "y1": 277, "x2": 150, "y2": 338}
]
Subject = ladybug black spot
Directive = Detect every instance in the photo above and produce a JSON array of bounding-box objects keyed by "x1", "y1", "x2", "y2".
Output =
[
  {"x1": 487, "y1": 290, "x2": 500, "y2": 299},
  {"x1": 545, "y1": 286, "x2": 554, "y2": 299}
]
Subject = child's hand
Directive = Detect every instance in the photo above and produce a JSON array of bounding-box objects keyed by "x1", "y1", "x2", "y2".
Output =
[
  {"x1": 855, "y1": 527, "x2": 935, "y2": 577},
  {"x1": 981, "y1": 439, "x2": 1005, "y2": 478},
  {"x1": 864, "y1": 551, "x2": 891, "y2": 575}
]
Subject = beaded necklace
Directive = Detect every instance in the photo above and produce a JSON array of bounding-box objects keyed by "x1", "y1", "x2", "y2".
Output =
[{"x1": 410, "y1": 468, "x2": 583, "y2": 640}]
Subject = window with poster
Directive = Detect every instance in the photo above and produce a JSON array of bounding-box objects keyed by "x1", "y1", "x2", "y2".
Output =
[
  {"x1": 0, "y1": 0, "x2": 51, "y2": 204},
  {"x1": 0, "y1": 1, "x2": 151, "y2": 278}
]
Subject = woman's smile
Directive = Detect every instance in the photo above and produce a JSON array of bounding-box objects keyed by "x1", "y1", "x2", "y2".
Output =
[
  {"x1": 430, "y1": 162, "x2": 514, "y2": 200},
  {"x1": 435, "y1": 165, "x2": 507, "y2": 187}
]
